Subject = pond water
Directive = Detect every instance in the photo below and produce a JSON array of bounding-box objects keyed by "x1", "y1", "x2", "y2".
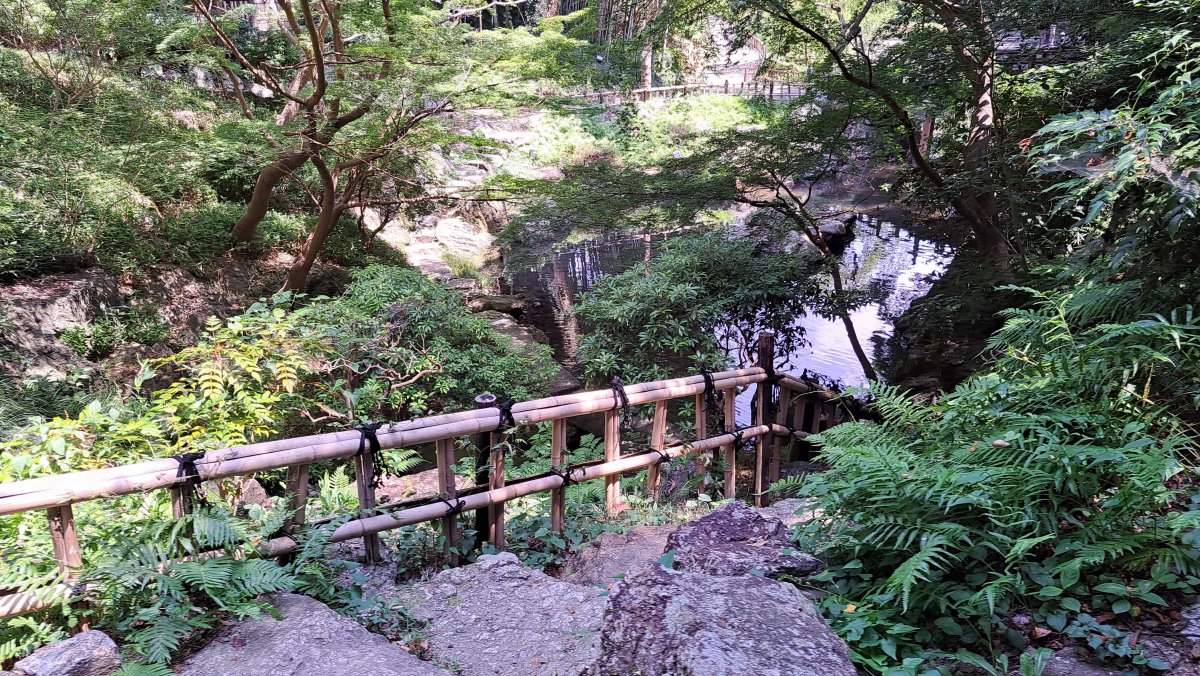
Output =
[{"x1": 500, "y1": 215, "x2": 953, "y2": 422}]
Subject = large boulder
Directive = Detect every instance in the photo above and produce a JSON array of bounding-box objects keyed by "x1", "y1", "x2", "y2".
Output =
[
  {"x1": 666, "y1": 501, "x2": 823, "y2": 579},
  {"x1": 1, "y1": 268, "x2": 123, "y2": 379},
  {"x1": 588, "y1": 563, "x2": 855, "y2": 675},
  {"x1": 377, "y1": 468, "x2": 472, "y2": 504},
  {"x1": 404, "y1": 553, "x2": 605, "y2": 676},
  {"x1": 12, "y1": 630, "x2": 121, "y2": 676},
  {"x1": 560, "y1": 525, "x2": 678, "y2": 588},
  {"x1": 178, "y1": 593, "x2": 445, "y2": 676}
]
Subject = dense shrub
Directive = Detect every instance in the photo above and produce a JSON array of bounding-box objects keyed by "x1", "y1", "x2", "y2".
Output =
[
  {"x1": 574, "y1": 231, "x2": 819, "y2": 382},
  {"x1": 783, "y1": 287, "x2": 1200, "y2": 672}
]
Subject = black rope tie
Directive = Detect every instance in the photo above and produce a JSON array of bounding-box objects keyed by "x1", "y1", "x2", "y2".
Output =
[
  {"x1": 700, "y1": 365, "x2": 726, "y2": 440},
  {"x1": 652, "y1": 449, "x2": 671, "y2": 465},
  {"x1": 439, "y1": 497, "x2": 466, "y2": 516},
  {"x1": 731, "y1": 428, "x2": 746, "y2": 453},
  {"x1": 762, "y1": 360, "x2": 783, "y2": 415},
  {"x1": 552, "y1": 466, "x2": 575, "y2": 487},
  {"x1": 610, "y1": 376, "x2": 631, "y2": 429},
  {"x1": 172, "y1": 451, "x2": 206, "y2": 487},
  {"x1": 497, "y1": 399, "x2": 517, "y2": 432},
  {"x1": 357, "y1": 421, "x2": 386, "y2": 489}
]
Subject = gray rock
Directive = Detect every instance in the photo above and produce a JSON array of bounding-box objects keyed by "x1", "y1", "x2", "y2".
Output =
[
  {"x1": 1, "y1": 268, "x2": 123, "y2": 378},
  {"x1": 1181, "y1": 601, "x2": 1200, "y2": 638},
  {"x1": 666, "y1": 501, "x2": 824, "y2": 579},
  {"x1": 1041, "y1": 649, "x2": 1123, "y2": 676},
  {"x1": 560, "y1": 525, "x2": 678, "y2": 588},
  {"x1": 589, "y1": 563, "x2": 855, "y2": 675},
  {"x1": 404, "y1": 553, "x2": 605, "y2": 676},
  {"x1": 179, "y1": 593, "x2": 445, "y2": 676},
  {"x1": 377, "y1": 468, "x2": 472, "y2": 504},
  {"x1": 13, "y1": 630, "x2": 121, "y2": 676},
  {"x1": 757, "y1": 497, "x2": 819, "y2": 528},
  {"x1": 466, "y1": 294, "x2": 526, "y2": 315}
]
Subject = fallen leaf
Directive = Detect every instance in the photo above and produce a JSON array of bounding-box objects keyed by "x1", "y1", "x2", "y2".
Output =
[
  {"x1": 1033, "y1": 627, "x2": 1052, "y2": 639},
  {"x1": 844, "y1": 604, "x2": 857, "y2": 613},
  {"x1": 231, "y1": 637, "x2": 247, "y2": 648}
]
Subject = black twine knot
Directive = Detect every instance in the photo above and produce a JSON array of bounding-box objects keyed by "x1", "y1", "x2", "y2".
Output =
[
  {"x1": 357, "y1": 421, "x2": 386, "y2": 488},
  {"x1": 172, "y1": 451, "x2": 206, "y2": 486},
  {"x1": 439, "y1": 497, "x2": 466, "y2": 516},
  {"x1": 652, "y1": 449, "x2": 671, "y2": 465},
  {"x1": 497, "y1": 399, "x2": 517, "y2": 432},
  {"x1": 731, "y1": 428, "x2": 746, "y2": 452},
  {"x1": 552, "y1": 466, "x2": 575, "y2": 487},
  {"x1": 610, "y1": 376, "x2": 631, "y2": 429}
]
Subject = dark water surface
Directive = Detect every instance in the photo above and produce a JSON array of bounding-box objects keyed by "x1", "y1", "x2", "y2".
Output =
[{"x1": 501, "y1": 217, "x2": 952, "y2": 421}]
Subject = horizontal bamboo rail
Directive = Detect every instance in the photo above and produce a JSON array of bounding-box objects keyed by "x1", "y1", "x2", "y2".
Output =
[
  {"x1": 580, "y1": 80, "x2": 806, "y2": 105},
  {"x1": 0, "y1": 332, "x2": 866, "y2": 621}
]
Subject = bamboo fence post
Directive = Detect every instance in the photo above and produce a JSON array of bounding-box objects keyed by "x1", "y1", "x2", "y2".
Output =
[
  {"x1": 722, "y1": 387, "x2": 736, "y2": 499},
  {"x1": 768, "y1": 80, "x2": 774, "y2": 100},
  {"x1": 550, "y1": 418, "x2": 567, "y2": 533},
  {"x1": 354, "y1": 444, "x2": 382, "y2": 564},
  {"x1": 754, "y1": 331, "x2": 776, "y2": 508},
  {"x1": 436, "y1": 437, "x2": 460, "y2": 565},
  {"x1": 169, "y1": 485, "x2": 192, "y2": 520},
  {"x1": 47, "y1": 505, "x2": 87, "y2": 633},
  {"x1": 646, "y1": 400, "x2": 668, "y2": 502},
  {"x1": 694, "y1": 392, "x2": 707, "y2": 480},
  {"x1": 792, "y1": 397, "x2": 809, "y2": 462},
  {"x1": 489, "y1": 430, "x2": 506, "y2": 550},
  {"x1": 770, "y1": 387, "x2": 792, "y2": 490},
  {"x1": 472, "y1": 394, "x2": 496, "y2": 548},
  {"x1": 808, "y1": 398, "x2": 823, "y2": 434},
  {"x1": 283, "y1": 464, "x2": 310, "y2": 533},
  {"x1": 604, "y1": 410, "x2": 622, "y2": 514}
]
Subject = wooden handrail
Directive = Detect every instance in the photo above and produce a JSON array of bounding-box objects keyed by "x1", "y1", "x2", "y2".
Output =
[{"x1": 0, "y1": 331, "x2": 865, "y2": 620}]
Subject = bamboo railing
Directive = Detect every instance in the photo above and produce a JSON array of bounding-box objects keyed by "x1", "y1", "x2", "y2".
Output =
[
  {"x1": 581, "y1": 80, "x2": 806, "y2": 105},
  {"x1": 0, "y1": 331, "x2": 859, "y2": 620}
]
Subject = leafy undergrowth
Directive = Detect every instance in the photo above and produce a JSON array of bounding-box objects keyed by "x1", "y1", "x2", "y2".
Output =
[{"x1": 775, "y1": 287, "x2": 1200, "y2": 674}]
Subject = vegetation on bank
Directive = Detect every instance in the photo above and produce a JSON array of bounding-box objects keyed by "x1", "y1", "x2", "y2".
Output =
[{"x1": 1, "y1": 0, "x2": 1199, "y2": 673}]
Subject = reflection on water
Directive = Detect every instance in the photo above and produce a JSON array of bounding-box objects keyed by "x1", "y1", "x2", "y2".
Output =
[{"x1": 501, "y1": 216, "x2": 952, "y2": 422}]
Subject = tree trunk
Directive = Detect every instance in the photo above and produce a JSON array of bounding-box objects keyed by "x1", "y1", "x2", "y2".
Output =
[
  {"x1": 641, "y1": 43, "x2": 653, "y2": 88},
  {"x1": 232, "y1": 149, "x2": 313, "y2": 242},
  {"x1": 281, "y1": 158, "x2": 341, "y2": 291},
  {"x1": 959, "y1": 50, "x2": 1008, "y2": 257}
]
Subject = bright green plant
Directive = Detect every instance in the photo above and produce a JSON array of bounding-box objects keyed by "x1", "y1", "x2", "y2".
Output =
[
  {"x1": 777, "y1": 286, "x2": 1200, "y2": 672},
  {"x1": 575, "y1": 231, "x2": 819, "y2": 382}
]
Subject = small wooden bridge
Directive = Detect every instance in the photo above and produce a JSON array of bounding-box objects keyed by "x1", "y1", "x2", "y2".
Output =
[
  {"x1": 581, "y1": 80, "x2": 806, "y2": 105},
  {"x1": 0, "y1": 331, "x2": 862, "y2": 620}
]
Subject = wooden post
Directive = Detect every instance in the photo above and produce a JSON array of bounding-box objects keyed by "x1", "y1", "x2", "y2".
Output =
[
  {"x1": 723, "y1": 80, "x2": 729, "y2": 94},
  {"x1": 694, "y1": 392, "x2": 707, "y2": 480},
  {"x1": 646, "y1": 400, "x2": 668, "y2": 502},
  {"x1": 722, "y1": 387, "x2": 736, "y2": 499},
  {"x1": 551, "y1": 418, "x2": 567, "y2": 533},
  {"x1": 473, "y1": 394, "x2": 496, "y2": 549},
  {"x1": 489, "y1": 430, "x2": 506, "y2": 550},
  {"x1": 354, "y1": 446, "x2": 382, "y2": 564},
  {"x1": 770, "y1": 386, "x2": 792, "y2": 489},
  {"x1": 283, "y1": 464, "x2": 310, "y2": 533},
  {"x1": 169, "y1": 486, "x2": 192, "y2": 520},
  {"x1": 46, "y1": 505, "x2": 87, "y2": 632},
  {"x1": 754, "y1": 331, "x2": 776, "y2": 508},
  {"x1": 604, "y1": 410, "x2": 621, "y2": 514},
  {"x1": 792, "y1": 398, "x2": 809, "y2": 462},
  {"x1": 768, "y1": 80, "x2": 774, "y2": 100},
  {"x1": 47, "y1": 505, "x2": 82, "y2": 576},
  {"x1": 808, "y1": 399, "x2": 824, "y2": 434},
  {"x1": 436, "y1": 437, "x2": 460, "y2": 565}
]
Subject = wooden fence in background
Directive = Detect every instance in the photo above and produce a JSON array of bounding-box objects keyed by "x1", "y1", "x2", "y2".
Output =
[
  {"x1": 0, "y1": 331, "x2": 860, "y2": 620},
  {"x1": 581, "y1": 80, "x2": 806, "y2": 105}
]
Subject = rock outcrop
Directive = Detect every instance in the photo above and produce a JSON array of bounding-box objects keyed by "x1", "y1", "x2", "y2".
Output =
[
  {"x1": 179, "y1": 593, "x2": 445, "y2": 676},
  {"x1": 404, "y1": 553, "x2": 605, "y2": 676},
  {"x1": 11, "y1": 630, "x2": 121, "y2": 676},
  {"x1": 667, "y1": 502, "x2": 823, "y2": 579},
  {"x1": 1, "y1": 268, "x2": 123, "y2": 378},
  {"x1": 560, "y1": 525, "x2": 678, "y2": 588},
  {"x1": 589, "y1": 563, "x2": 856, "y2": 675}
]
